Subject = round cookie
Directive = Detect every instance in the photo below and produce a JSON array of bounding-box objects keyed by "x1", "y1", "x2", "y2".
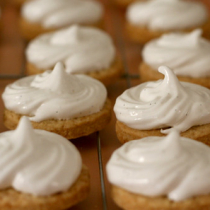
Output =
[
  {"x1": 0, "y1": 116, "x2": 90, "y2": 209},
  {"x1": 0, "y1": 165, "x2": 90, "y2": 210},
  {"x1": 139, "y1": 30, "x2": 210, "y2": 88},
  {"x1": 4, "y1": 99, "x2": 112, "y2": 140},
  {"x1": 111, "y1": 185, "x2": 210, "y2": 210},
  {"x1": 25, "y1": 25, "x2": 122, "y2": 86},
  {"x1": 2, "y1": 62, "x2": 112, "y2": 139},
  {"x1": 126, "y1": 0, "x2": 210, "y2": 44},
  {"x1": 114, "y1": 66, "x2": 210, "y2": 144},
  {"x1": 106, "y1": 131, "x2": 210, "y2": 210},
  {"x1": 19, "y1": 0, "x2": 104, "y2": 40}
]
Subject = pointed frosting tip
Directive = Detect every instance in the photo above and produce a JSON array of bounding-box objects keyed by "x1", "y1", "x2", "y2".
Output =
[
  {"x1": 158, "y1": 65, "x2": 178, "y2": 80},
  {"x1": 16, "y1": 116, "x2": 33, "y2": 131},
  {"x1": 157, "y1": 65, "x2": 183, "y2": 91},
  {"x1": 158, "y1": 66, "x2": 171, "y2": 75},
  {"x1": 50, "y1": 61, "x2": 68, "y2": 80},
  {"x1": 187, "y1": 29, "x2": 202, "y2": 46},
  {"x1": 51, "y1": 25, "x2": 81, "y2": 45},
  {"x1": 190, "y1": 29, "x2": 202, "y2": 39},
  {"x1": 70, "y1": 24, "x2": 80, "y2": 33},
  {"x1": 53, "y1": 62, "x2": 65, "y2": 72},
  {"x1": 16, "y1": 116, "x2": 32, "y2": 130},
  {"x1": 163, "y1": 128, "x2": 182, "y2": 149},
  {"x1": 167, "y1": 128, "x2": 180, "y2": 138},
  {"x1": 51, "y1": 62, "x2": 66, "y2": 76},
  {"x1": 30, "y1": 61, "x2": 84, "y2": 94}
]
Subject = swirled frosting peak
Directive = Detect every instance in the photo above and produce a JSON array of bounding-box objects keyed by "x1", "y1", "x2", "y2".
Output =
[
  {"x1": 31, "y1": 62, "x2": 84, "y2": 94},
  {"x1": 2, "y1": 62, "x2": 107, "y2": 122},
  {"x1": 126, "y1": 0, "x2": 208, "y2": 30},
  {"x1": 106, "y1": 130, "x2": 210, "y2": 201},
  {"x1": 26, "y1": 25, "x2": 115, "y2": 73},
  {"x1": 21, "y1": 0, "x2": 103, "y2": 28},
  {"x1": 157, "y1": 29, "x2": 202, "y2": 48},
  {"x1": 140, "y1": 66, "x2": 182, "y2": 102},
  {"x1": 114, "y1": 66, "x2": 210, "y2": 133},
  {"x1": 50, "y1": 25, "x2": 81, "y2": 45},
  {"x1": 0, "y1": 116, "x2": 82, "y2": 196},
  {"x1": 143, "y1": 29, "x2": 210, "y2": 77}
]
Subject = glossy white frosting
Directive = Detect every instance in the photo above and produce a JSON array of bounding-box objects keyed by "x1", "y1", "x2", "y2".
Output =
[
  {"x1": 2, "y1": 62, "x2": 107, "y2": 122},
  {"x1": 21, "y1": 0, "x2": 103, "y2": 28},
  {"x1": 0, "y1": 116, "x2": 82, "y2": 196},
  {"x1": 126, "y1": 0, "x2": 208, "y2": 30},
  {"x1": 143, "y1": 30, "x2": 210, "y2": 78},
  {"x1": 106, "y1": 130, "x2": 210, "y2": 201},
  {"x1": 26, "y1": 25, "x2": 115, "y2": 72},
  {"x1": 114, "y1": 66, "x2": 210, "y2": 133}
]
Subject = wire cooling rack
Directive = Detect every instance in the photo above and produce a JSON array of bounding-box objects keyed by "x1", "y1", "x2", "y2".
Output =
[{"x1": 0, "y1": 0, "x2": 209, "y2": 210}]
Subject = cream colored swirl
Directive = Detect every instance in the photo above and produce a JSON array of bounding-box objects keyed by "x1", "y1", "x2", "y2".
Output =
[
  {"x1": 26, "y1": 25, "x2": 115, "y2": 72},
  {"x1": 106, "y1": 130, "x2": 210, "y2": 201},
  {"x1": 0, "y1": 116, "x2": 82, "y2": 196},
  {"x1": 21, "y1": 0, "x2": 103, "y2": 28},
  {"x1": 2, "y1": 62, "x2": 107, "y2": 122},
  {"x1": 114, "y1": 66, "x2": 210, "y2": 133},
  {"x1": 143, "y1": 30, "x2": 210, "y2": 78},
  {"x1": 126, "y1": 0, "x2": 208, "y2": 30}
]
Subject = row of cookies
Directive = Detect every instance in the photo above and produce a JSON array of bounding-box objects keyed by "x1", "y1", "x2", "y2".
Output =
[
  {"x1": 10, "y1": 0, "x2": 210, "y2": 89},
  {"x1": 12, "y1": 0, "x2": 104, "y2": 40},
  {"x1": 1, "y1": 0, "x2": 210, "y2": 210},
  {"x1": 0, "y1": 28, "x2": 114, "y2": 210},
  {"x1": 1, "y1": 1, "x2": 123, "y2": 137},
  {"x1": 122, "y1": 0, "x2": 210, "y2": 88},
  {"x1": 125, "y1": 0, "x2": 210, "y2": 43},
  {"x1": 0, "y1": 1, "x2": 122, "y2": 209},
  {"x1": 0, "y1": 23, "x2": 118, "y2": 208},
  {"x1": 11, "y1": 0, "x2": 210, "y2": 89},
  {"x1": 104, "y1": 0, "x2": 210, "y2": 209},
  {"x1": 7, "y1": 0, "x2": 123, "y2": 86},
  {"x1": 13, "y1": 0, "x2": 210, "y2": 43},
  {"x1": 2, "y1": 65, "x2": 210, "y2": 209}
]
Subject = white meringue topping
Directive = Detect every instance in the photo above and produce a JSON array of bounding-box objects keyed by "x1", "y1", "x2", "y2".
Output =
[
  {"x1": 2, "y1": 62, "x2": 107, "y2": 122},
  {"x1": 114, "y1": 66, "x2": 210, "y2": 133},
  {"x1": 0, "y1": 117, "x2": 82, "y2": 196},
  {"x1": 107, "y1": 130, "x2": 210, "y2": 201}
]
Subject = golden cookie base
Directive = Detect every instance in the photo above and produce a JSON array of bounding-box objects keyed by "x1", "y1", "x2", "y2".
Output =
[
  {"x1": 26, "y1": 58, "x2": 122, "y2": 86},
  {"x1": 139, "y1": 62, "x2": 210, "y2": 89},
  {"x1": 19, "y1": 17, "x2": 104, "y2": 40},
  {"x1": 4, "y1": 99, "x2": 112, "y2": 139},
  {"x1": 116, "y1": 120, "x2": 210, "y2": 145},
  {"x1": 0, "y1": 165, "x2": 90, "y2": 210},
  {"x1": 111, "y1": 185, "x2": 210, "y2": 210},
  {"x1": 126, "y1": 19, "x2": 210, "y2": 44}
]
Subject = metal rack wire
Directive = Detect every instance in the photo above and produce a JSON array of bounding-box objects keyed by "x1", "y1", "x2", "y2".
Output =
[
  {"x1": 96, "y1": 1, "x2": 138, "y2": 209},
  {"x1": 3, "y1": 0, "x2": 209, "y2": 209}
]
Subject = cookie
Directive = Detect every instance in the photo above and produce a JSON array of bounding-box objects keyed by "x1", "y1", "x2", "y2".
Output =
[
  {"x1": 114, "y1": 66, "x2": 210, "y2": 144},
  {"x1": 0, "y1": 116, "x2": 90, "y2": 209},
  {"x1": 126, "y1": 0, "x2": 210, "y2": 44},
  {"x1": 107, "y1": 131, "x2": 210, "y2": 209},
  {"x1": 19, "y1": 0, "x2": 104, "y2": 40},
  {"x1": 139, "y1": 30, "x2": 210, "y2": 88},
  {"x1": 2, "y1": 62, "x2": 112, "y2": 139},
  {"x1": 25, "y1": 25, "x2": 122, "y2": 86}
]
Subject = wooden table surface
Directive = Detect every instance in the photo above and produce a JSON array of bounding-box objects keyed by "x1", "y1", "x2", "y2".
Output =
[{"x1": 0, "y1": 0, "x2": 209, "y2": 209}]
